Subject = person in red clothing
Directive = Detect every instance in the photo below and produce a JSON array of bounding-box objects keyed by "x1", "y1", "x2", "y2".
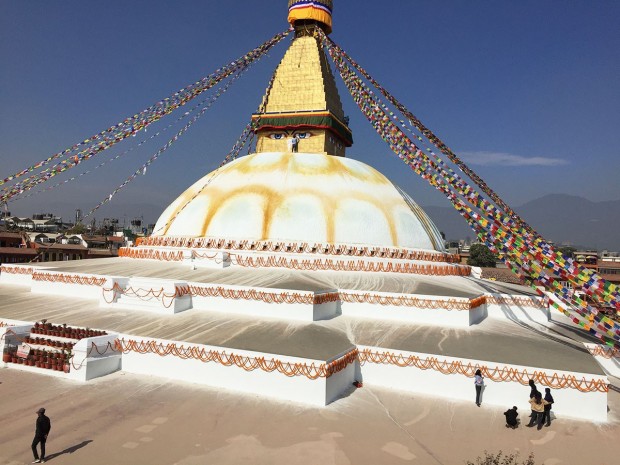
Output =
[{"x1": 31, "y1": 408, "x2": 51, "y2": 463}]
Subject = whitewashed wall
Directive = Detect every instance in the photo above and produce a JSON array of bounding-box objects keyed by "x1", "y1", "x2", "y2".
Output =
[
  {"x1": 118, "y1": 334, "x2": 356, "y2": 406},
  {"x1": 358, "y1": 345, "x2": 608, "y2": 422}
]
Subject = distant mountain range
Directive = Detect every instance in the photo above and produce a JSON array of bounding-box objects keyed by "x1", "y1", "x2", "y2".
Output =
[{"x1": 424, "y1": 194, "x2": 620, "y2": 251}]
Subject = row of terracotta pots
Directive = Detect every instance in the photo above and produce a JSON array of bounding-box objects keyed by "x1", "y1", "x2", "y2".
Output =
[
  {"x1": 31, "y1": 326, "x2": 105, "y2": 339},
  {"x1": 23, "y1": 336, "x2": 75, "y2": 349},
  {"x1": 3, "y1": 350, "x2": 70, "y2": 372}
]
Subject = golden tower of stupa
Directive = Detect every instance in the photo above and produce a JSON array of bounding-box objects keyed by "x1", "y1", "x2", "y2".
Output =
[{"x1": 252, "y1": 0, "x2": 352, "y2": 157}]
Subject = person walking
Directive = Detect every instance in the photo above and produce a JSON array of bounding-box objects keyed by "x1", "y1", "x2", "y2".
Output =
[
  {"x1": 527, "y1": 392, "x2": 549, "y2": 430},
  {"x1": 474, "y1": 369, "x2": 484, "y2": 407},
  {"x1": 542, "y1": 387, "x2": 555, "y2": 427},
  {"x1": 32, "y1": 407, "x2": 51, "y2": 463}
]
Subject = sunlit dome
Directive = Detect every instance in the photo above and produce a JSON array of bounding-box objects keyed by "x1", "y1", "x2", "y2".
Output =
[{"x1": 154, "y1": 151, "x2": 445, "y2": 251}]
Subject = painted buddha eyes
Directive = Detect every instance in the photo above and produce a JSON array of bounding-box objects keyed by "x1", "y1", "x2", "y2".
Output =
[{"x1": 268, "y1": 131, "x2": 313, "y2": 140}]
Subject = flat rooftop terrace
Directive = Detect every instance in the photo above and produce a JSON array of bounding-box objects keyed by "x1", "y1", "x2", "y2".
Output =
[
  {"x1": 0, "y1": 280, "x2": 603, "y2": 376},
  {"x1": 17, "y1": 257, "x2": 539, "y2": 298}
]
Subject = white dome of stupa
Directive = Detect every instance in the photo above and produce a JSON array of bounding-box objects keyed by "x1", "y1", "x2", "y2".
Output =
[{"x1": 153, "y1": 151, "x2": 445, "y2": 252}]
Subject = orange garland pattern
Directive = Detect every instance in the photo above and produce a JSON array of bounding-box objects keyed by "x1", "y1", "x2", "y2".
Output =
[
  {"x1": 340, "y1": 292, "x2": 485, "y2": 310},
  {"x1": 134, "y1": 236, "x2": 461, "y2": 263},
  {"x1": 32, "y1": 272, "x2": 107, "y2": 287},
  {"x1": 103, "y1": 284, "x2": 541, "y2": 312},
  {"x1": 102, "y1": 283, "x2": 340, "y2": 307},
  {"x1": 486, "y1": 295, "x2": 547, "y2": 309},
  {"x1": 102, "y1": 283, "x2": 174, "y2": 306},
  {"x1": 119, "y1": 248, "x2": 183, "y2": 261},
  {"x1": 232, "y1": 255, "x2": 470, "y2": 276},
  {"x1": 587, "y1": 345, "x2": 620, "y2": 359},
  {"x1": 115, "y1": 338, "x2": 358, "y2": 379},
  {"x1": 176, "y1": 284, "x2": 340, "y2": 305},
  {"x1": 119, "y1": 246, "x2": 469, "y2": 275},
  {"x1": 358, "y1": 349, "x2": 608, "y2": 393},
  {"x1": 0, "y1": 265, "x2": 34, "y2": 275}
]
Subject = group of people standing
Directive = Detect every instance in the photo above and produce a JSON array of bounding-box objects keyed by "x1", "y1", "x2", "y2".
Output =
[
  {"x1": 474, "y1": 371, "x2": 555, "y2": 430},
  {"x1": 526, "y1": 379, "x2": 554, "y2": 429}
]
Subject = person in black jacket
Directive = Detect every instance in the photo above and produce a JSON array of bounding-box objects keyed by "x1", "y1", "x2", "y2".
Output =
[
  {"x1": 32, "y1": 408, "x2": 51, "y2": 463},
  {"x1": 528, "y1": 379, "x2": 539, "y2": 419},
  {"x1": 542, "y1": 388, "x2": 555, "y2": 427},
  {"x1": 504, "y1": 406, "x2": 519, "y2": 428}
]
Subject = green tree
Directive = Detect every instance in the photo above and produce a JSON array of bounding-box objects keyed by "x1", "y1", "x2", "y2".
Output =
[
  {"x1": 467, "y1": 244, "x2": 497, "y2": 268},
  {"x1": 558, "y1": 246, "x2": 576, "y2": 259},
  {"x1": 65, "y1": 223, "x2": 86, "y2": 234}
]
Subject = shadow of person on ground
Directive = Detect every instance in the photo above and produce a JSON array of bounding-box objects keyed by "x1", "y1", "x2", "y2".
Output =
[{"x1": 45, "y1": 440, "x2": 93, "y2": 461}]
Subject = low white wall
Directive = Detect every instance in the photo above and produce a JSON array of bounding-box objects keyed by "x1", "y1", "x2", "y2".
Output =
[
  {"x1": 358, "y1": 345, "x2": 608, "y2": 422},
  {"x1": 0, "y1": 265, "x2": 35, "y2": 286},
  {"x1": 486, "y1": 293, "x2": 550, "y2": 324},
  {"x1": 30, "y1": 271, "x2": 104, "y2": 299},
  {"x1": 118, "y1": 334, "x2": 350, "y2": 406},
  {"x1": 68, "y1": 334, "x2": 121, "y2": 381},
  {"x1": 325, "y1": 352, "x2": 358, "y2": 404},
  {"x1": 584, "y1": 343, "x2": 620, "y2": 378},
  {"x1": 186, "y1": 282, "x2": 339, "y2": 322},
  {"x1": 313, "y1": 296, "x2": 339, "y2": 322},
  {"x1": 339, "y1": 290, "x2": 480, "y2": 327},
  {"x1": 100, "y1": 278, "x2": 191, "y2": 314},
  {"x1": 0, "y1": 324, "x2": 31, "y2": 353}
]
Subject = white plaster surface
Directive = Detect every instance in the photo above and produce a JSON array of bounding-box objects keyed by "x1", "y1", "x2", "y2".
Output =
[
  {"x1": 118, "y1": 334, "x2": 355, "y2": 406},
  {"x1": 358, "y1": 345, "x2": 608, "y2": 422},
  {"x1": 339, "y1": 289, "x2": 482, "y2": 327}
]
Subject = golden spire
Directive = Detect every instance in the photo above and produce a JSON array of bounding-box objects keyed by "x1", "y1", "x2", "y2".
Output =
[{"x1": 252, "y1": 0, "x2": 352, "y2": 156}]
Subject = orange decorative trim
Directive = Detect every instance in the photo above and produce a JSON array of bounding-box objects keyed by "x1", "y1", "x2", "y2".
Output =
[
  {"x1": 132, "y1": 236, "x2": 460, "y2": 263},
  {"x1": 486, "y1": 295, "x2": 547, "y2": 309},
  {"x1": 32, "y1": 272, "x2": 107, "y2": 287},
  {"x1": 69, "y1": 340, "x2": 120, "y2": 371},
  {"x1": 587, "y1": 345, "x2": 620, "y2": 359},
  {"x1": 313, "y1": 292, "x2": 340, "y2": 305},
  {"x1": 118, "y1": 248, "x2": 183, "y2": 261},
  {"x1": 103, "y1": 283, "x2": 340, "y2": 307},
  {"x1": 102, "y1": 283, "x2": 174, "y2": 307},
  {"x1": 358, "y1": 348, "x2": 608, "y2": 393},
  {"x1": 118, "y1": 246, "x2": 468, "y2": 275},
  {"x1": 232, "y1": 255, "x2": 470, "y2": 276},
  {"x1": 0, "y1": 265, "x2": 34, "y2": 275},
  {"x1": 115, "y1": 338, "x2": 358, "y2": 380},
  {"x1": 340, "y1": 292, "x2": 485, "y2": 310}
]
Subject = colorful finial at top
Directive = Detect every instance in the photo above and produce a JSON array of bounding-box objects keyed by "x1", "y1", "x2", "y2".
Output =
[{"x1": 288, "y1": 0, "x2": 333, "y2": 34}]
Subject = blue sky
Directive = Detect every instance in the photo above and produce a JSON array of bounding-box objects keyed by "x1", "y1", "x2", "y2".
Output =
[{"x1": 1, "y1": 0, "x2": 618, "y2": 225}]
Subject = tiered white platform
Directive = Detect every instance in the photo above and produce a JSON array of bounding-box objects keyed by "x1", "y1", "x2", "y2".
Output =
[{"x1": 0, "y1": 257, "x2": 612, "y2": 421}]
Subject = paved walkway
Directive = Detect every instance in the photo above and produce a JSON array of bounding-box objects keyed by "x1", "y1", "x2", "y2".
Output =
[{"x1": 0, "y1": 369, "x2": 618, "y2": 465}]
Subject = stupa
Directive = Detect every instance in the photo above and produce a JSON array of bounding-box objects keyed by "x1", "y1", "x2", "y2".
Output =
[{"x1": 0, "y1": 0, "x2": 612, "y2": 421}]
